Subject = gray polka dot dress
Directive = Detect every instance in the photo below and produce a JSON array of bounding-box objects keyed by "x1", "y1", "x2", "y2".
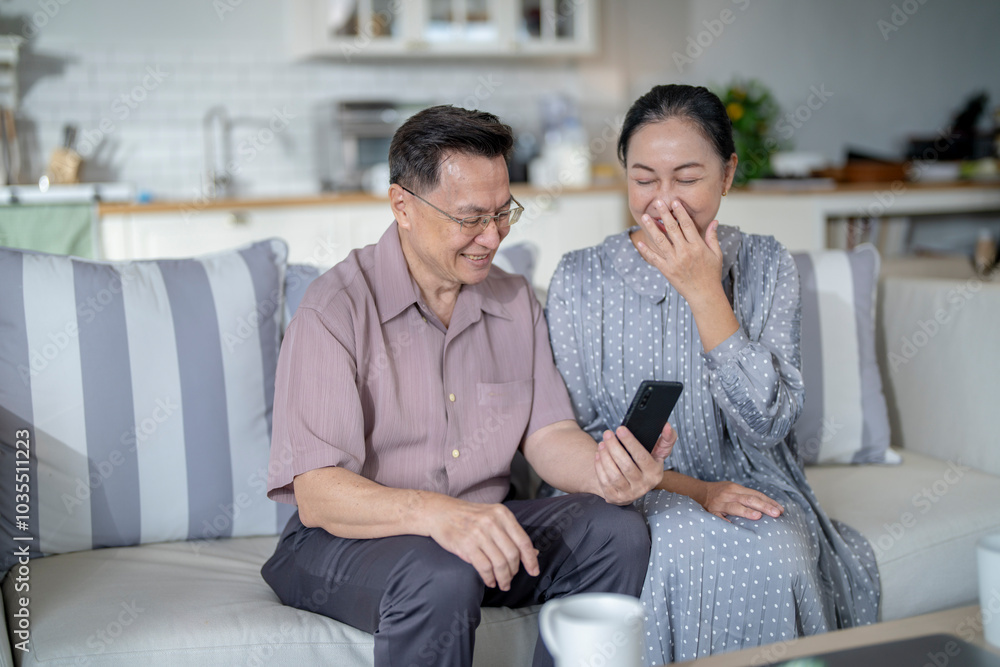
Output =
[{"x1": 545, "y1": 226, "x2": 880, "y2": 665}]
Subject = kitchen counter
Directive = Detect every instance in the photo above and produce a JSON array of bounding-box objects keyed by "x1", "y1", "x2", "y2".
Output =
[
  {"x1": 97, "y1": 180, "x2": 1000, "y2": 261},
  {"x1": 720, "y1": 180, "x2": 1000, "y2": 252},
  {"x1": 96, "y1": 182, "x2": 627, "y2": 215},
  {"x1": 97, "y1": 184, "x2": 631, "y2": 286},
  {"x1": 735, "y1": 178, "x2": 1000, "y2": 195}
]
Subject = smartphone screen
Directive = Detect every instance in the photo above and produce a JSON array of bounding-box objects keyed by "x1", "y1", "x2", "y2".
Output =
[{"x1": 620, "y1": 380, "x2": 683, "y2": 452}]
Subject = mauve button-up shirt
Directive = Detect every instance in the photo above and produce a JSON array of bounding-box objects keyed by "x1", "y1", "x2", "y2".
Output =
[{"x1": 267, "y1": 223, "x2": 574, "y2": 506}]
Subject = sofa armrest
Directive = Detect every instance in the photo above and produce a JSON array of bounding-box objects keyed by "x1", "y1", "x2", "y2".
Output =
[
  {"x1": 876, "y1": 259, "x2": 1000, "y2": 476},
  {"x1": 0, "y1": 581, "x2": 15, "y2": 667}
]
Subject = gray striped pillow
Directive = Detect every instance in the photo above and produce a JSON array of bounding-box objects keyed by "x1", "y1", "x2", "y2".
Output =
[
  {"x1": 792, "y1": 244, "x2": 899, "y2": 465},
  {"x1": 0, "y1": 240, "x2": 295, "y2": 574},
  {"x1": 283, "y1": 263, "x2": 322, "y2": 330}
]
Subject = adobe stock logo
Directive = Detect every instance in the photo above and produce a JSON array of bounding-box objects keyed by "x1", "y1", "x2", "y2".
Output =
[
  {"x1": 20, "y1": 0, "x2": 72, "y2": 38},
  {"x1": 877, "y1": 0, "x2": 931, "y2": 40},
  {"x1": 77, "y1": 66, "x2": 171, "y2": 157},
  {"x1": 887, "y1": 279, "x2": 981, "y2": 371},
  {"x1": 671, "y1": 0, "x2": 753, "y2": 73}
]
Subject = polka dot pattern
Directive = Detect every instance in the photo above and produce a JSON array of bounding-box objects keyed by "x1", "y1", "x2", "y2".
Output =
[{"x1": 545, "y1": 226, "x2": 880, "y2": 665}]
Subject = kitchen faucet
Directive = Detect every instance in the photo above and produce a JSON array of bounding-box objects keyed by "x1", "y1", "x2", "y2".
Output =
[{"x1": 203, "y1": 105, "x2": 232, "y2": 199}]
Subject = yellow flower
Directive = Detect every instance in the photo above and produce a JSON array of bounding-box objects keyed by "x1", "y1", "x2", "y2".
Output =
[{"x1": 726, "y1": 102, "x2": 744, "y2": 122}]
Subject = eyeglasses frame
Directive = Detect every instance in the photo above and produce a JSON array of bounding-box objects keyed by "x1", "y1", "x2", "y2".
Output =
[{"x1": 399, "y1": 185, "x2": 524, "y2": 232}]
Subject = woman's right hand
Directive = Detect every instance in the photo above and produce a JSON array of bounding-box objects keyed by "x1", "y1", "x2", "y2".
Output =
[{"x1": 695, "y1": 481, "x2": 785, "y2": 522}]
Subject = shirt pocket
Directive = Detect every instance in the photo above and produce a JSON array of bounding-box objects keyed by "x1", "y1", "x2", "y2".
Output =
[
  {"x1": 470, "y1": 379, "x2": 533, "y2": 478},
  {"x1": 477, "y1": 379, "x2": 533, "y2": 408}
]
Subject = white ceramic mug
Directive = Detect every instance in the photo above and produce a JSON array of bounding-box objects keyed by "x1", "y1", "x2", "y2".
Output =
[
  {"x1": 539, "y1": 593, "x2": 643, "y2": 667},
  {"x1": 979, "y1": 531, "x2": 1000, "y2": 648}
]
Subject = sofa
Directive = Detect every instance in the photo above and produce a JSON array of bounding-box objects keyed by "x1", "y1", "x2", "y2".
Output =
[{"x1": 1, "y1": 231, "x2": 999, "y2": 667}]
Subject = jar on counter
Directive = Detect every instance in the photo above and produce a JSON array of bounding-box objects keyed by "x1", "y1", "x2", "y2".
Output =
[{"x1": 974, "y1": 228, "x2": 997, "y2": 278}]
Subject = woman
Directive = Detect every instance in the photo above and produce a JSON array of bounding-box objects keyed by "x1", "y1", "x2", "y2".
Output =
[{"x1": 545, "y1": 84, "x2": 879, "y2": 664}]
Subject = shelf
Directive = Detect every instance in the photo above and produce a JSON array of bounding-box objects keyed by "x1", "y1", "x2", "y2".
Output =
[{"x1": 289, "y1": 0, "x2": 596, "y2": 59}]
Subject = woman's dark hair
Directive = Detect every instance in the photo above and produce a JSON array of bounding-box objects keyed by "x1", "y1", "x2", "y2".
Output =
[
  {"x1": 389, "y1": 105, "x2": 514, "y2": 193},
  {"x1": 617, "y1": 84, "x2": 735, "y2": 169}
]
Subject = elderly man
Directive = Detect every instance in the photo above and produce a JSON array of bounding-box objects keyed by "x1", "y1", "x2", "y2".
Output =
[{"x1": 261, "y1": 105, "x2": 675, "y2": 667}]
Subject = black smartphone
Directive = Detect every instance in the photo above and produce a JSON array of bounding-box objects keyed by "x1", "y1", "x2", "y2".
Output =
[{"x1": 620, "y1": 381, "x2": 683, "y2": 452}]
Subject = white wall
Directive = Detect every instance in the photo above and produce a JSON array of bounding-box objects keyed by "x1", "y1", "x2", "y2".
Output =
[
  {"x1": 8, "y1": 0, "x2": 287, "y2": 50},
  {"x1": 598, "y1": 0, "x2": 1000, "y2": 165},
  {"x1": 3, "y1": 0, "x2": 998, "y2": 197},
  {"x1": 2, "y1": 0, "x2": 585, "y2": 198}
]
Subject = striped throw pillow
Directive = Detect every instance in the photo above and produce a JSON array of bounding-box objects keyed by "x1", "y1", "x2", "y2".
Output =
[
  {"x1": 283, "y1": 263, "x2": 322, "y2": 331},
  {"x1": 792, "y1": 244, "x2": 899, "y2": 465},
  {"x1": 0, "y1": 240, "x2": 294, "y2": 574}
]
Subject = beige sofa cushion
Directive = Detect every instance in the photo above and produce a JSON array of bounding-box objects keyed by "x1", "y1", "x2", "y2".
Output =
[
  {"x1": 877, "y1": 263, "x2": 1000, "y2": 478},
  {"x1": 3, "y1": 536, "x2": 539, "y2": 667},
  {"x1": 8, "y1": 448, "x2": 998, "y2": 665},
  {"x1": 806, "y1": 448, "x2": 1000, "y2": 621}
]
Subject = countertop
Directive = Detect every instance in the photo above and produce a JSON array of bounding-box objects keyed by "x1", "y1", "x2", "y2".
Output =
[
  {"x1": 736, "y1": 178, "x2": 1000, "y2": 196},
  {"x1": 91, "y1": 179, "x2": 999, "y2": 216},
  {"x1": 96, "y1": 183, "x2": 628, "y2": 215}
]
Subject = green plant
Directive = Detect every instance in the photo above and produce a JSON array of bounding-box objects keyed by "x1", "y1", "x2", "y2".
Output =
[{"x1": 715, "y1": 79, "x2": 781, "y2": 186}]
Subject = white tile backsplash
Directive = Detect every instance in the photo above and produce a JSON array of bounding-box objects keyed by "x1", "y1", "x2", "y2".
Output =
[{"x1": 18, "y1": 48, "x2": 584, "y2": 200}]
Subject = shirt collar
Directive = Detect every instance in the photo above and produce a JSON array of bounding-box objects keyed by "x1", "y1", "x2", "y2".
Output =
[
  {"x1": 460, "y1": 272, "x2": 513, "y2": 321},
  {"x1": 603, "y1": 225, "x2": 743, "y2": 302},
  {"x1": 372, "y1": 222, "x2": 512, "y2": 326}
]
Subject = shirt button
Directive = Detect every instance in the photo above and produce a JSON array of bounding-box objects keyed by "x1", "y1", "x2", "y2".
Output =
[
  {"x1": 452, "y1": 449, "x2": 460, "y2": 458},
  {"x1": 449, "y1": 393, "x2": 456, "y2": 402}
]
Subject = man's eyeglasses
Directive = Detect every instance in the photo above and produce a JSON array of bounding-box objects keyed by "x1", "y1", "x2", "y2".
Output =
[{"x1": 400, "y1": 185, "x2": 524, "y2": 233}]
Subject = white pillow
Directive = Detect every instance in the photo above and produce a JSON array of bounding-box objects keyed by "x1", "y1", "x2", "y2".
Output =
[{"x1": 792, "y1": 244, "x2": 899, "y2": 465}]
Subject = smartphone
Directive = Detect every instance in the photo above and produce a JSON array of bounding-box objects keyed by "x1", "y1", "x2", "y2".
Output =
[{"x1": 620, "y1": 381, "x2": 683, "y2": 452}]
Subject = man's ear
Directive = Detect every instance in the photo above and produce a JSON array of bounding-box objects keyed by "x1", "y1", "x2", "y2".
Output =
[{"x1": 389, "y1": 184, "x2": 411, "y2": 230}]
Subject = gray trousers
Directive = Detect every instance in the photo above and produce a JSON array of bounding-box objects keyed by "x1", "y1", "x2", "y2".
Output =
[{"x1": 261, "y1": 493, "x2": 650, "y2": 667}]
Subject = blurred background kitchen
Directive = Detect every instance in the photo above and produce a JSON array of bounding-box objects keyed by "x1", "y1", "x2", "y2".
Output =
[{"x1": 0, "y1": 0, "x2": 998, "y2": 273}]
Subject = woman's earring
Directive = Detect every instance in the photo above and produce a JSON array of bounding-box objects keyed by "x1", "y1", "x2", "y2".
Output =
[{"x1": 722, "y1": 190, "x2": 728, "y2": 197}]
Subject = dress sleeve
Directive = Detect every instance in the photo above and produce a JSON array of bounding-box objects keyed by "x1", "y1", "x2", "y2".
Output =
[
  {"x1": 700, "y1": 245, "x2": 805, "y2": 448},
  {"x1": 545, "y1": 254, "x2": 609, "y2": 442}
]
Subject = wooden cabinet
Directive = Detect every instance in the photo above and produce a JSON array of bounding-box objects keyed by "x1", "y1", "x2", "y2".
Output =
[{"x1": 289, "y1": 0, "x2": 597, "y2": 59}]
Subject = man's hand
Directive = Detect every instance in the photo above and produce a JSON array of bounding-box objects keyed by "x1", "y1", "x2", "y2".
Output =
[
  {"x1": 594, "y1": 421, "x2": 676, "y2": 505},
  {"x1": 424, "y1": 495, "x2": 539, "y2": 591},
  {"x1": 294, "y1": 467, "x2": 537, "y2": 590}
]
